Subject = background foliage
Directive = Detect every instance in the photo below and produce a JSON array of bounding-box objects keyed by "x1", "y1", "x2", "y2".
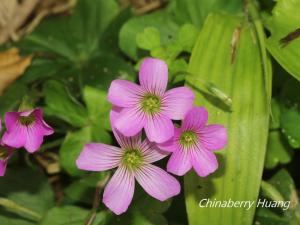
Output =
[{"x1": 0, "y1": 0, "x2": 299, "y2": 225}]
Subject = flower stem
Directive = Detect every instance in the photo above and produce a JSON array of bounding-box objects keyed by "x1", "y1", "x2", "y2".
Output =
[
  {"x1": 0, "y1": 198, "x2": 42, "y2": 221},
  {"x1": 84, "y1": 175, "x2": 110, "y2": 225},
  {"x1": 39, "y1": 138, "x2": 64, "y2": 152}
]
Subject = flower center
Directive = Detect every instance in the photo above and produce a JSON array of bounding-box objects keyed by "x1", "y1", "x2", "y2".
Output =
[
  {"x1": 0, "y1": 146, "x2": 9, "y2": 160},
  {"x1": 141, "y1": 94, "x2": 161, "y2": 114},
  {"x1": 179, "y1": 130, "x2": 198, "y2": 149},
  {"x1": 122, "y1": 149, "x2": 143, "y2": 169},
  {"x1": 19, "y1": 114, "x2": 36, "y2": 126}
]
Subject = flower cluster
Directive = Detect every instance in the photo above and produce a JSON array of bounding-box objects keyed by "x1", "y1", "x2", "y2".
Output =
[
  {"x1": 0, "y1": 108, "x2": 54, "y2": 176},
  {"x1": 76, "y1": 58, "x2": 227, "y2": 215}
]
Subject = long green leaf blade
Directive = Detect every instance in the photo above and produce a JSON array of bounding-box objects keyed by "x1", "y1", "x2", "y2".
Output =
[{"x1": 184, "y1": 12, "x2": 271, "y2": 225}]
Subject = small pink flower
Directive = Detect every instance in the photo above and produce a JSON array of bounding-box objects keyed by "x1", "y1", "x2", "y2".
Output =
[
  {"x1": 0, "y1": 119, "x2": 13, "y2": 177},
  {"x1": 76, "y1": 110, "x2": 180, "y2": 215},
  {"x1": 159, "y1": 107, "x2": 227, "y2": 177},
  {"x1": 2, "y1": 108, "x2": 54, "y2": 153},
  {"x1": 108, "y1": 57, "x2": 195, "y2": 143}
]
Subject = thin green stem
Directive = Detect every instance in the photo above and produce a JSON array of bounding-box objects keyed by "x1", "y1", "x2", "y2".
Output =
[
  {"x1": 39, "y1": 138, "x2": 64, "y2": 152},
  {"x1": 0, "y1": 198, "x2": 42, "y2": 221}
]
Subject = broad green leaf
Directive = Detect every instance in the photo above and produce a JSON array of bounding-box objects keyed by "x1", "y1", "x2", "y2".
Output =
[
  {"x1": 22, "y1": 0, "x2": 119, "y2": 63},
  {"x1": 43, "y1": 80, "x2": 89, "y2": 127},
  {"x1": 39, "y1": 206, "x2": 107, "y2": 225},
  {"x1": 83, "y1": 86, "x2": 111, "y2": 130},
  {"x1": 279, "y1": 79, "x2": 300, "y2": 148},
  {"x1": 171, "y1": 0, "x2": 242, "y2": 28},
  {"x1": 136, "y1": 27, "x2": 161, "y2": 51},
  {"x1": 0, "y1": 83, "x2": 27, "y2": 117},
  {"x1": 255, "y1": 169, "x2": 300, "y2": 225},
  {"x1": 184, "y1": 11, "x2": 271, "y2": 225},
  {"x1": 264, "y1": 0, "x2": 300, "y2": 81},
  {"x1": 0, "y1": 167, "x2": 54, "y2": 224},
  {"x1": 64, "y1": 172, "x2": 109, "y2": 204},
  {"x1": 265, "y1": 131, "x2": 293, "y2": 169},
  {"x1": 59, "y1": 127, "x2": 91, "y2": 176}
]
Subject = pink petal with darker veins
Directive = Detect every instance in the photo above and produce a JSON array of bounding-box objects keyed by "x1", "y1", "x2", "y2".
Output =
[
  {"x1": 182, "y1": 107, "x2": 208, "y2": 131},
  {"x1": 139, "y1": 58, "x2": 168, "y2": 94},
  {"x1": 108, "y1": 80, "x2": 144, "y2": 107},
  {"x1": 113, "y1": 107, "x2": 146, "y2": 137},
  {"x1": 144, "y1": 114, "x2": 174, "y2": 143},
  {"x1": 135, "y1": 164, "x2": 180, "y2": 201},
  {"x1": 103, "y1": 166, "x2": 135, "y2": 215},
  {"x1": 76, "y1": 143, "x2": 122, "y2": 171},
  {"x1": 167, "y1": 148, "x2": 192, "y2": 176},
  {"x1": 162, "y1": 87, "x2": 195, "y2": 120},
  {"x1": 199, "y1": 125, "x2": 227, "y2": 151}
]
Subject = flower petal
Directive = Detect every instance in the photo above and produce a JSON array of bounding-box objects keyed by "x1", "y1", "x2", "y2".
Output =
[
  {"x1": 108, "y1": 80, "x2": 144, "y2": 107},
  {"x1": 182, "y1": 107, "x2": 208, "y2": 131},
  {"x1": 139, "y1": 58, "x2": 168, "y2": 94},
  {"x1": 4, "y1": 111, "x2": 19, "y2": 131},
  {"x1": 162, "y1": 87, "x2": 195, "y2": 120},
  {"x1": 190, "y1": 147, "x2": 218, "y2": 177},
  {"x1": 167, "y1": 149, "x2": 192, "y2": 176},
  {"x1": 144, "y1": 114, "x2": 174, "y2": 143},
  {"x1": 140, "y1": 139, "x2": 169, "y2": 163},
  {"x1": 114, "y1": 107, "x2": 146, "y2": 137},
  {"x1": 103, "y1": 166, "x2": 135, "y2": 215},
  {"x1": 135, "y1": 164, "x2": 180, "y2": 201},
  {"x1": 76, "y1": 143, "x2": 122, "y2": 171},
  {"x1": 199, "y1": 125, "x2": 227, "y2": 150},
  {"x1": 2, "y1": 125, "x2": 26, "y2": 149},
  {"x1": 33, "y1": 108, "x2": 54, "y2": 135},
  {"x1": 158, "y1": 127, "x2": 181, "y2": 152}
]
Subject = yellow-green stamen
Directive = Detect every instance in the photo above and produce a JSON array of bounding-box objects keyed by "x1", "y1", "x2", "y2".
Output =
[
  {"x1": 140, "y1": 94, "x2": 161, "y2": 114},
  {"x1": 122, "y1": 149, "x2": 143, "y2": 170},
  {"x1": 179, "y1": 130, "x2": 198, "y2": 149}
]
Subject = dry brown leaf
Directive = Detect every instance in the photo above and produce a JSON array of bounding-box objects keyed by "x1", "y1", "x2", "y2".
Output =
[
  {"x1": 0, "y1": 48, "x2": 33, "y2": 95},
  {"x1": 0, "y1": 0, "x2": 76, "y2": 44}
]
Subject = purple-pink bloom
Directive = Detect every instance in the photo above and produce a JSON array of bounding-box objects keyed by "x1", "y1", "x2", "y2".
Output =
[
  {"x1": 2, "y1": 108, "x2": 54, "y2": 153},
  {"x1": 76, "y1": 109, "x2": 181, "y2": 215},
  {"x1": 0, "y1": 119, "x2": 13, "y2": 176},
  {"x1": 108, "y1": 57, "x2": 195, "y2": 143},
  {"x1": 159, "y1": 107, "x2": 227, "y2": 177}
]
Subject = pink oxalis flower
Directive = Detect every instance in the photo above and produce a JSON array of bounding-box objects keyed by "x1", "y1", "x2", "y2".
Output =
[
  {"x1": 0, "y1": 119, "x2": 13, "y2": 176},
  {"x1": 159, "y1": 107, "x2": 227, "y2": 177},
  {"x1": 2, "y1": 108, "x2": 54, "y2": 153},
  {"x1": 108, "y1": 57, "x2": 195, "y2": 143},
  {"x1": 76, "y1": 110, "x2": 180, "y2": 215}
]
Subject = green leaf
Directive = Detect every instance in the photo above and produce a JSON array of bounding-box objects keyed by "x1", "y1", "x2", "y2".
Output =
[
  {"x1": 177, "y1": 24, "x2": 199, "y2": 52},
  {"x1": 119, "y1": 10, "x2": 180, "y2": 60},
  {"x1": 265, "y1": 131, "x2": 293, "y2": 169},
  {"x1": 171, "y1": 0, "x2": 242, "y2": 28},
  {"x1": 83, "y1": 86, "x2": 111, "y2": 130},
  {"x1": 270, "y1": 98, "x2": 281, "y2": 129},
  {"x1": 255, "y1": 169, "x2": 300, "y2": 225},
  {"x1": 136, "y1": 27, "x2": 161, "y2": 51},
  {"x1": 279, "y1": 79, "x2": 300, "y2": 148},
  {"x1": 0, "y1": 167, "x2": 54, "y2": 224},
  {"x1": 43, "y1": 80, "x2": 89, "y2": 127},
  {"x1": 64, "y1": 172, "x2": 109, "y2": 204},
  {"x1": 264, "y1": 0, "x2": 300, "y2": 81},
  {"x1": 39, "y1": 206, "x2": 107, "y2": 225},
  {"x1": 59, "y1": 127, "x2": 91, "y2": 176},
  {"x1": 0, "y1": 83, "x2": 27, "y2": 117},
  {"x1": 184, "y1": 10, "x2": 271, "y2": 225},
  {"x1": 22, "y1": 0, "x2": 119, "y2": 63}
]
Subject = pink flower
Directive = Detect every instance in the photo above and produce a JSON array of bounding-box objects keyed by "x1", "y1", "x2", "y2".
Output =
[
  {"x1": 76, "y1": 110, "x2": 180, "y2": 215},
  {"x1": 0, "y1": 119, "x2": 13, "y2": 176},
  {"x1": 159, "y1": 107, "x2": 227, "y2": 177},
  {"x1": 108, "y1": 57, "x2": 195, "y2": 143},
  {"x1": 2, "y1": 108, "x2": 54, "y2": 153}
]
